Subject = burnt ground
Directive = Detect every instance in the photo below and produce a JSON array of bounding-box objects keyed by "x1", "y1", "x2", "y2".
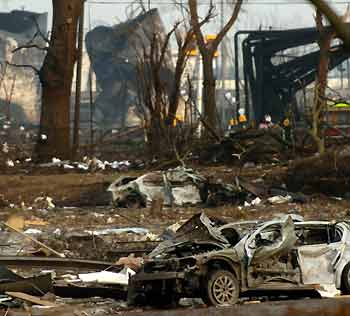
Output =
[{"x1": 0, "y1": 163, "x2": 349, "y2": 261}]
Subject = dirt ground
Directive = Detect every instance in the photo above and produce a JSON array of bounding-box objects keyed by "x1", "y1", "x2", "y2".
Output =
[{"x1": 0, "y1": 163, "x2": 349, "y2": 261}]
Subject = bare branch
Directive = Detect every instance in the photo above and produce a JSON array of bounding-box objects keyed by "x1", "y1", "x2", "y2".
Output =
[
  {"x1": 12, "y1": 44, "x2": 48, "y2": 54},
  {"x1": 159, "y1": 22, "x2": 180, "y2": 66},
  {"x1": 188, "y1": 0, "x2": 209, "y2": 50},
  {"x1": 188, "y1": 0, "x2": 216, "y2": 56},
  {"x1": 212, "y1": 0, "x2": 243, "y2": 50},
  {"x1": 30, "y1": 15, "x2": 50, "y2": 44},
  {"x1": 10, "y1": 15, "x2": 50, "y2": 59},
  {"x1": 6, "y1": 61, "x2": 40, "y2": 76}
]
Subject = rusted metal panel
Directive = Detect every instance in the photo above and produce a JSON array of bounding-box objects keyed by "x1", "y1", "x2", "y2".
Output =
[{"x1": 119, "y1": 298, "x2": 350, "y2": 316}]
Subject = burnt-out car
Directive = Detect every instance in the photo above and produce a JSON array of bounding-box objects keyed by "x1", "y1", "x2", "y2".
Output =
[{"x1": 128, "y1": 214, "x2": 350, "y2": 306}]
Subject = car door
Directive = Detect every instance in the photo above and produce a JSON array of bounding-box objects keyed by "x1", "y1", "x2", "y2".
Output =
[
  {"x1": 297, "y1": 224, "x2": 343, "y2": 285},
  {"x1": 244, "y1": 218, "x2": 300, "y2": 288}
]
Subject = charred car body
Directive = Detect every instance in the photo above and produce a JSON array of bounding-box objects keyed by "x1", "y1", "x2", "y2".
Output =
[{"x1": 128, "y1": 213, "x2": 350, "y2": 306}]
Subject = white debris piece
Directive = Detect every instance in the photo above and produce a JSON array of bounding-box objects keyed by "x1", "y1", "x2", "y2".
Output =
[
  {"x1": 143, "y1": 232, "x2": 159, "y2": 241},
  {"x1": 85, "y1": 227, "x2": 149, "y2": 236},
  {"x1": 25, "y1": 158, "x2": 32, "y2": 162},
  {"x1": 63, "y1": 164, "x2": 74, "y2": 169},
  {"x1": 78, "y1": 267, "x2": 135, "y2": 286},
  {"x1": 6, "y1": 159, "x2": 14, "y2": 167},
  {"x1": 53, "y1": 228, "x2": 61, "y2": 236},
  {"x1": 77, "y1": 163, "x2": 89, "y2": 170},
  {"x1": 34, "y1": 196, "x2": 55, "y2": 210},
  {"x1": 0, "y1": 297, "x2": 12, "y2": 303},
  {"x1": 41, "y1": 134, "x2": 48, "y2": 140},
  {"x1": 61, "y1": 274, "x2": 79, "y2": 281},
  {"x1": 46, "y1": 197, "x2": 55, "y2": 209},
  {"x1": 316, "y1": 284, "x2": 341, "y2": 298},
  {"x1": 107, "y1": 217, "x2": 114, "y2": 224},
  {"x1": 251, "y1": 197, "x2": 262, "y2": 206},
  {"x1": 2, "y1": 142, "x2": 9, "y2": 153},
  {"x1": 52, "y1": 157, "x2": 61, "y2": 164},
  {"x1": 20, "y1": 126, "x2": 25, "y2": 131},
  {"x1": 24, "y1": 228, "x2": 42, "y2": 235},
  {"x1": 88, "y1": 157, "x2": 106, "y2": 170},
  {"x1": 92, "y1": 212, "x2": 105, "y2": 218},
  {"x1": 268, "y1": 195, "x2": 293, "y2": 204},
  {"x1": 40, "y1": 270, "x2": 57, "y2": 278}
]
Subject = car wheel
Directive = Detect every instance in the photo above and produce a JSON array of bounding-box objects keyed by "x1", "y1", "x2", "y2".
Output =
[
  {"x1": 341, "y1": 263, "x2": 350, "y2": 294},
  {"x1": 205, "y1": 270, "x2": 239, "y2": 306}
]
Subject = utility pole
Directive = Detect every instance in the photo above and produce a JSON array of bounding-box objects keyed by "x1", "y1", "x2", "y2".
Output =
[
  {"x1": 220, "y1": 0, "x2": 224, "y2": 85},
  {"x1": 220, "y1": 0, "x2": 226, "y2": 128},
  {"x1": 88, "y1": 3, "x2": 94, "y2": 155},
  {"x1": 73, "y1": 0, "x2": 85, "y2": 157}
]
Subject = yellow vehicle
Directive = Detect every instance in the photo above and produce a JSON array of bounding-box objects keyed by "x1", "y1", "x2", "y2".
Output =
[{"x1": 325, "y1": 101, "x2": 350, "y2": 137}]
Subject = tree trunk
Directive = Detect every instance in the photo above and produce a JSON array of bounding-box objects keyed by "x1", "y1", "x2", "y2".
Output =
[
  {"x1": 312, "y1": 11, "x2": 332, "y2": 155},
  {"x1": 167, "y1": 54, "x2": 185, "y2": 124},
  {"x1": 202, "y1": 54, "x2": 217, "y2": 136},
  {"x1": 36, "y1": 0, "x2": 83, "y2": 161}
]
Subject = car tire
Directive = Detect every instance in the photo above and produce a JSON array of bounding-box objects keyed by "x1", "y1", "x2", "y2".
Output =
[
  {"x1": 341, "y1": 263, "x2": 350, "y2": 294},
  {"x1": 204, "y1": 270, "x2": 239, "y2": 306}
]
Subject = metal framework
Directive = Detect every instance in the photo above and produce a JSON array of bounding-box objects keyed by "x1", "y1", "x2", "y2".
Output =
[{"x1": 234, "y1": 25, "x2": 350, "y2": 124}]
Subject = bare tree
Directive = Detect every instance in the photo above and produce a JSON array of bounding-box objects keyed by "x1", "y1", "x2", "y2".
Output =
[
  {"x1": 8, "y1": 2, "x2": 83, "y2": 161},
  {"x1": 136, "y1": 25, "x2": 178, "y2": 155},
  {"x1": 188, "y1": 0, "x2": 243, "y2": 137}
]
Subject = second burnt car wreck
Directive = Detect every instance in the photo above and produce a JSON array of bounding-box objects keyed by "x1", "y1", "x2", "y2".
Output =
[{"x1": 128, "y1": 213, "x2": 350, "y2": 306}]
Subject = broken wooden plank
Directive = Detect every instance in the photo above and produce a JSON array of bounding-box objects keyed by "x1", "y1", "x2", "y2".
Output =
[
  {"x1": 3, "y1": 222, "x2": 65, "y2": 258},
  {"x1": 5, "y1": 292, "x2": 58, "y2": 307}
]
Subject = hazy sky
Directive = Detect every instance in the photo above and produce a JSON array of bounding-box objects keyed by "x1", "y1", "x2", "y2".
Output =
[{"x1": 1, "y1": 0, "x2": 349, "y2": 33}]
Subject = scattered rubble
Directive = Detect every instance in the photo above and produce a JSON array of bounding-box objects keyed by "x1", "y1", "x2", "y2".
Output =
[
  {"x1": 199, "y1": 128, "x2": 290, "y2": 165},
  {"x1": 39, "y1": 157, "x2": 133, "y2": 172}
]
